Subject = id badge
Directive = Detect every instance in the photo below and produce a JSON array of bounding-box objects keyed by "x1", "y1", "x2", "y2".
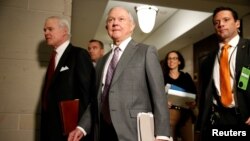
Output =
[{"x1": 238, "y1": 67, "x2": 250, "y2": 90}]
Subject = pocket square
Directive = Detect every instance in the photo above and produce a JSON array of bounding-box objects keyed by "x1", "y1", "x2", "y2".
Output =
[{"x1": 60, "y1": 66, "x2": 69, "y2": 72}]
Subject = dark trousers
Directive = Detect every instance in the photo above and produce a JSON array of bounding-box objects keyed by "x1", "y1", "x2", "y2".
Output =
[
  {"x1": 100, "y1": 114, "x2": 118, "y2": 141},
  {"x1": 211, "y1": 104, "x2": 242, "y2": 126}
]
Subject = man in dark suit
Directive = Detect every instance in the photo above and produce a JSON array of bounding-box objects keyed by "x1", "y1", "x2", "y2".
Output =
[
  {"x1": 196, "y1": 7, "x2": 250, "y2": 140},
  {"x1": 40, "y1": 16, "x2": 96, "y2": 141},
  {"x1": 68, "y1": 6, "x2": 170, "y2": 141}
]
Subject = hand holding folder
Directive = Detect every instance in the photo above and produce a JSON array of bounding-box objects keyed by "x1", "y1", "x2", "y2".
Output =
[{"x1": 59, "y1": 99, "x2": 79, "y2": 135}]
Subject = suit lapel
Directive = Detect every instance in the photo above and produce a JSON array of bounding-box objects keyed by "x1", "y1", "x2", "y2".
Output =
[
  {"x1": 235, "y1": 38, "x2": 248, "y2": 73},
  {"x1": 206, "y1": 49, "x2": 218, "y2": 78},
  {"x1": 111, "y1": 40, "x2": 138, "y2": 86}
]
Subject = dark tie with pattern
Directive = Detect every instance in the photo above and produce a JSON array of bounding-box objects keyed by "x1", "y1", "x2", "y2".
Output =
[
  {"x1": 43, "y1": 50, "x2": 57, "y2": 110},
  {"x1": 101, "y1": 47, "x2": 120, "y2": 124}
]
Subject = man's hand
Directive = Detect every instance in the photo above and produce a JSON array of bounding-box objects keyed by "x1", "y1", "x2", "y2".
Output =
[
  {"x1": 68, "y1": 128, "x2": 84, "y2": 141},
  {"x1": 245, "y1": 117, "x2": 250, "y2": 125}
]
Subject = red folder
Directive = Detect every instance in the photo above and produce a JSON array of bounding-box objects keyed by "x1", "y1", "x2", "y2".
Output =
[{"x1": 59, "y1": 99, "x2": 79, "y2": 135}]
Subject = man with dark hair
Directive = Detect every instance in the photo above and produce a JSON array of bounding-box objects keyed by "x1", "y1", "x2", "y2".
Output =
[
  {"x1": 87, "y1": 39, "x2": 104, "y2": 66},
  {"x1": 196, "y1": 6, "x2": 250, "y2": 141}
]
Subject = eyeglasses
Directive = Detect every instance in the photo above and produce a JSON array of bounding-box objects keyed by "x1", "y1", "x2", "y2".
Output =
[{"x1": 167, "y1": 57, "x2": 178, "y2": 61}]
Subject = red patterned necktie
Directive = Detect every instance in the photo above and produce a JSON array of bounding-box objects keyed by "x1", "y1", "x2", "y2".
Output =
[
  {"x1": 43, "y1": 50, "x2": 57, "y2": 110},
  {"x1": 47, "y1": 51, "x2": 56, "y2": 83}
]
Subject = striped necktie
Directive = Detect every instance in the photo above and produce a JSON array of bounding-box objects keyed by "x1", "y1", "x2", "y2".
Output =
[{"x1": 101, "y1": 47, "x2": 120, "y2": 124}]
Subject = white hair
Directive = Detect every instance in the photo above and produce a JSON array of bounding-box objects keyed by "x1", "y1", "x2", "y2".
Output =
[{"x1": 46, "y1": 16, "x2": 71, "y2": 36}]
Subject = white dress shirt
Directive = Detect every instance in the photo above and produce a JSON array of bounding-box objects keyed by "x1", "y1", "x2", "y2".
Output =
[
  {"x1": 101, "y1": 37, "x2": 132, "y2": 91},
  {"x1": 54, "y1": 40, "x2": 70, "y2": 68},
  {"x1": 212, "y1": 35, "x2": 239, "y2": 107}
]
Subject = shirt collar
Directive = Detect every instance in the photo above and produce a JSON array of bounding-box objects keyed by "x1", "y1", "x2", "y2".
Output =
[
  {"x1": 111, "y1": 37, "x2": 132, "y2": 51},
  {"x1": 219, "y1": 35, "x2": 239, "y2": 48},
  {"x1": 55, "y1": 40, "x2": 70, "y2": 53}
]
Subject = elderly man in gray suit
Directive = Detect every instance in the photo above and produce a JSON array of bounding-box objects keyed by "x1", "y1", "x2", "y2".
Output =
[
  {"x1": 68, "y1": 6, "x2": 170, "y2": 141},
  {"x1": 96, "y1": 6, "x2": 171, "y2": 141}
]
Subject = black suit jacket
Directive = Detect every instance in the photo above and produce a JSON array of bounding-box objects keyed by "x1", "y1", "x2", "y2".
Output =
[
  {"x1": 196, "y1": 38, "x2": 250, "y2": 133},
  {"x1": 40, "y1": 43, "x2": 96, "y2": 141}
]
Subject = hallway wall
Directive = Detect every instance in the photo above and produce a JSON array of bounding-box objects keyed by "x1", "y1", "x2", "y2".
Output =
[{"x1": 0, "y1": 0, "x2": 72, "y2": 140}]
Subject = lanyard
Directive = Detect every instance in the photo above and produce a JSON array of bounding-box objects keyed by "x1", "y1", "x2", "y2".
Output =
[{"x1": 217, "y1": 45, "x2": 237, "y2": 78}]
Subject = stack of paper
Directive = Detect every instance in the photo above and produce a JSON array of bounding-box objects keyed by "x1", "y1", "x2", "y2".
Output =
[
  {"x1": 137, "y1": 112, "x2": 155, "y2": 141},
  {"x1": 165, "y1": 84, "x2": 196, "y2": 109}
]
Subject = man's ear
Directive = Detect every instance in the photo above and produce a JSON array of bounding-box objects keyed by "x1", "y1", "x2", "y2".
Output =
[
  {"x1": 236, "y1": 19, "x2": 240, "y2": 29},
  {"x1": 105, "y1": 25, "x2": 108, "y2": 30}
]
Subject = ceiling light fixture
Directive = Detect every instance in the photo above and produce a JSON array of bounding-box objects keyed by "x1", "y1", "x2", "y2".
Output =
[{"x1": 135, "y1": 5, "x2": 158, "y2": 33}]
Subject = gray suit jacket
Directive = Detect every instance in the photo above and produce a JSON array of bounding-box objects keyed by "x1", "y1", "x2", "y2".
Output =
[{"x1": 95, "y1": 39, "x2": 170, "y2": 141}]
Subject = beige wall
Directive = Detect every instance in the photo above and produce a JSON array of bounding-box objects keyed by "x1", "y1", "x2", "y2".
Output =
[
  {"x1": 179, "y1": 45, "x2": 194, "y2": 78},
  {"x1": 0, "y1": 0, "x2": 72, "y2": 140}
]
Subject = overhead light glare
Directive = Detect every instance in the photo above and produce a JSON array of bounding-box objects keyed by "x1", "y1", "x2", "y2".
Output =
[{"x1": 135, "y1": 5, "x2": 158, "y2": 33}]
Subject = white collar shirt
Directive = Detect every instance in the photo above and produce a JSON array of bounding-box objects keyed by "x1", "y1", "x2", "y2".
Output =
[
  {"x1": 213, "y1": 35, "x2": 239, "y2": 107},
  {"x1": 54, "y1": 40, "x2": 70, "y2": 68},
  {"x1": 101, "y1": 37, "x2": 132, "y2": 91}
]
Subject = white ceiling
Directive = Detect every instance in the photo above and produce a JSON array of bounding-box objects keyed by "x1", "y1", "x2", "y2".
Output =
[{"x1": 71, "y1": 0, "x2": 250, "y2": 59}]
